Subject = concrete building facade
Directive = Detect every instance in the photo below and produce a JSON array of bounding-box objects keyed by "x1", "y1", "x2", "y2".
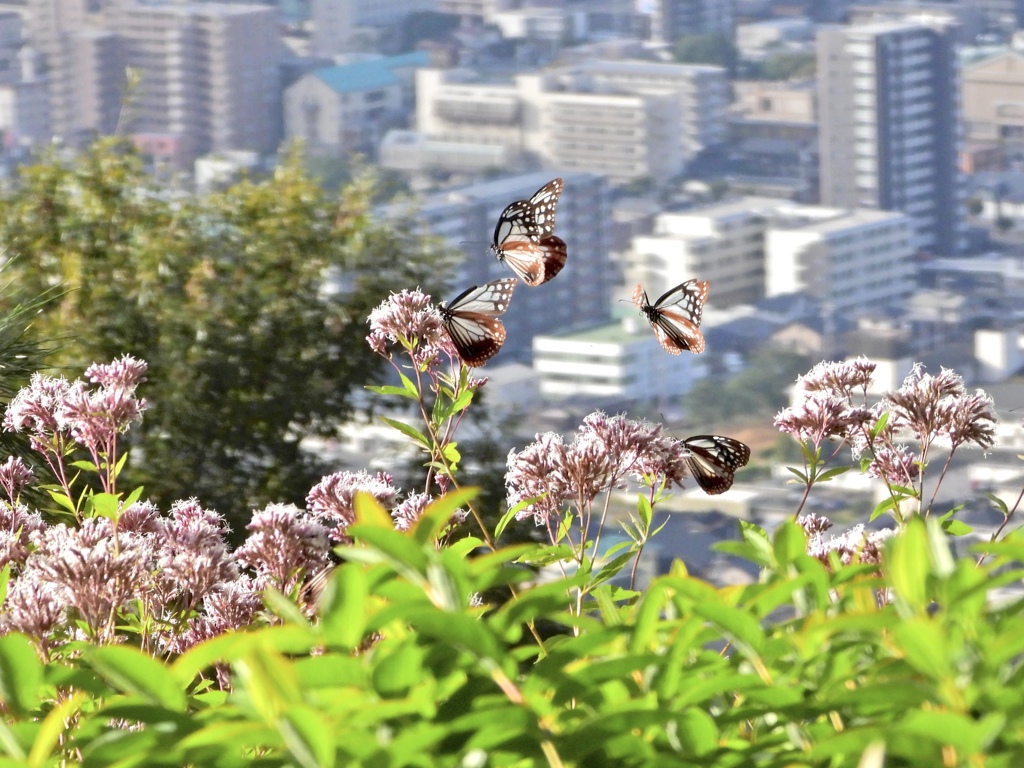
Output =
[
  {"x1": 764, "y1": 207, "x2": 915, "y2": 316},
  {"x1": 532, "y1": 317, "x2": 708, "y2": 402},
  {"x1": 817, "y1": 21, "x2": 967, "y2": 255},
  {"x1": 410, "y1": 61, "x2": 728, "y2": 183},
  {"x1": 627, "y1": 197, "x2": 780, "y2": 309}
]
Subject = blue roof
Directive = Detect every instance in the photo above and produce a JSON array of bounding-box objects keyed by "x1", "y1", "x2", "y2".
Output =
[{"x1": 312, "y1": 51, "x2": 429, "y2": 94}]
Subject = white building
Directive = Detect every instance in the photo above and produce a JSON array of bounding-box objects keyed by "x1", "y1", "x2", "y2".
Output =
[
  {"x1": 627, "y1": 197, "x2": 780, "y2": 308},
  {"x1": 284, "y1": 52, "x2": 427, "y2": 156},
  {"x1": 533, "y1": 316, "x2": 708, "y2": 402},
  {"x1": 626, "y1": 197, "x2": 915, "y2": 316},
  {"x1": 409, "y1": 61, "x2": 728, "y2": 183},
  {"x1": 765, "y1": 207, "x2": 915, "y2": 316}
]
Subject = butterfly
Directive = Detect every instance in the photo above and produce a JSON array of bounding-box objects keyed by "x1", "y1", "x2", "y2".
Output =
[
  {"x1": 633, "y1": 280, "x2": 710, "y2": 354},
  {"x1": 439, "y1": 278, "x2": 518, "y2": 367},
  {"x1": 681, "y1": 435, "x2": 751, "y2": 495},
  {"x1": 491, "y1": 178, "x2": 568, "y2": 286}
]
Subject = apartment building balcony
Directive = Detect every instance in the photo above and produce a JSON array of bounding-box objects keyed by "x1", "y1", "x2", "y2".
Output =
[{"x1": 435, "y1": 97, "x2": 519, "y2": 125}]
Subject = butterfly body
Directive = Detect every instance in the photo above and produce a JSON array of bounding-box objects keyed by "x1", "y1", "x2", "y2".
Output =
[
  {"x1": 439, "y1": 278, "x2": 518, "y2": 367},
  {"x1": 682, "y1": 435, "x2": 751, "y2": 494},
  {"x1": 491, "y1": 178, "x2": 567, "y2": 286},
  {"x1": 633, "y1": 280, "x2": 709, "y2": 354}
]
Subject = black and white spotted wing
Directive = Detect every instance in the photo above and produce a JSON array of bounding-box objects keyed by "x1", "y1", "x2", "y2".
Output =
[
  {"x1": 439, "y1": 278, "x2": 518, "y2": 367},
  {"x1": 632, "y1": 280, "x2": 710, "y2": 354},
  {"x1": 682, "y1": 435, "x2": 751, "y2": 495},
  {"x1": 491, "y1": 178, "x2": 567, "y2": 287}
]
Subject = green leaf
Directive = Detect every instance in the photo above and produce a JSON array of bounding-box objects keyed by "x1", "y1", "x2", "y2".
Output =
[
  {"x1": 815, "y1": 465, "x2": 851, "y2": 482},
  {"x1": 446, "y1": 388, "x2": 474, "y2": 416},
  {"x1": 262, "y1": 587, "x2": 311, "y2": 626},
  {"x1": 772, "y1": 520, "x2": 806, "y2": 568},
  {"x1": 235, "y1": 648, "x2": 302, "y2": 722},
  {"x1": 404, "y1": 607, "x2": 504, "y2": 661},
  {"x1": 121, "y1": 484, "x2": 145, "y2": 511},
  {"x1": 671, "y1": 708, "x2": 720, "y2": 757},
  {"x1": 45, "y1": 489, "x2": 76, "y2": 516},
  {"x1": 372, "y1": 642, "x2": 426, "y2": 697},
  {"x1": 319, "y1": 564, "x2": 368, "y2": 649},
  {"x1": 0, "y1": 563, "x2": 9, "y2": 610},
  {"x1": 86, "y1": 645, "x2": 187, "y2": 711},
  {"x1": 495, "y1": 496, "x2": 540, "y2": 540},
  {"x1": 887, "y1": 516, "x2": 931, "y2": 612},
  {"x1": 693, "y1": 602, "x2": 765, "y2": 654},
  {"x1": 379, "y1": 416, "x2": 430, "y2": 449},
  {"x1": 891, "y1": 619, "x2": 952, "y2": 681},
  {"x1": 0, "y1": 633, "x2": 41, "y2": 715},
  {"x1": 398, "y1": 369, "x2": 419, "y2": 398},
  {"x1": 85, "y1": 492, "x2": 122, "y2": 521},
  {"x1": 411, "y1": 487, "x2": 478, "y2": 545},
  {"x1": 280, "y1": 704, "x2": 335, "y2": 768},
  {"x1": 440, "y1": 441, "x2": 461, "y2": 468},
  {"x1": 26, "y1": 691, "x2": 85, "y2": 768},
  {"x1": 365, "y1": 384, "x2": 418, "y2": 400}
]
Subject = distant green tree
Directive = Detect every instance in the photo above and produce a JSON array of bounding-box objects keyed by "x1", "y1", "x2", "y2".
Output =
[
  {"x1": 673, "y1": 33, "x2": 737, "y2": 74},
  {"x1": 0, "y1": 139, "x2": 454, "y2": 528},
  {"x1": 685, "y1": 347, "x2": 811, "y2": 425},
  {"x1": 747, "y1": 51, "x2": 817, "y2": 81}
]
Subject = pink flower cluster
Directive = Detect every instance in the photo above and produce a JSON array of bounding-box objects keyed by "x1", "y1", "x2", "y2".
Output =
[
  {"x1": 506, "y1": 412, "x2": 688, "y2": 526},
  {"x1": 367, "y1": 289, "x2": 455, "y2": 367},
  {"x1": 798, "y1": 513, "x2": 893, "y2": 570},
  {"x1": 775, "y1": 358, "x2": 997, "y2": 485}
]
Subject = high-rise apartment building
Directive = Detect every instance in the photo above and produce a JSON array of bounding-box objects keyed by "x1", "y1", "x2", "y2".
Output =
[
  {"x1": 114, "y1": 3, "x2": 282, "y2": 166},
  {"x1": 25, "y1": 0, "x2": 123, "y2": 140},
  {"x1": 25, "y1": 0, "x2": 281, "y2": 165},
  {"x1": 650, "y1": 0, "x2": 734, "y2": 44},
  {"x1": 311, "y1": 0, "x2": 439, "y2": 56},
  {"x1": 817, "y1": 21, "x2": 967, "y2": 255}
]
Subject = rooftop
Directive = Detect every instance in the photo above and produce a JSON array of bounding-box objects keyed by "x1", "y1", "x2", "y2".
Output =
[{"x1": 313, "y1": 51, "x2": 429, "y2": 94}]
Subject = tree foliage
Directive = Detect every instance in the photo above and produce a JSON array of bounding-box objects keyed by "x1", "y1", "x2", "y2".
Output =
[
  {"x1": 673, "y1": 33, "x2": 737, "y2": 73},
  {"x1": 0, "y1": 139, "x2": 453, "y2": 527},
  {"x1": 744, "y1": 51, "x2": 817, "y2": 81},
  {"x1": 686, "y1": 346, "x2": 810, "y2": 425}
]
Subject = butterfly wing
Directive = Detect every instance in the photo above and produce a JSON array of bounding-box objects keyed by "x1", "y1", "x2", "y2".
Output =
[
  {"x1": 492, "y1": 179, "x2": 567, "y2": 285},
  {"x1": 498, "y1": 240, "x2": 547, "y2": 286},
  {"x1": 682, "y1": 435, "x2": 751, "y2": 495},
  {"x1": 537, "y1": 236, "x2": 567, "y2": 283},
  {"x1": 440, "y1": 278, "x2": 517, "y2": 367},
  {"x1": 635, "y1": 280, "x2": 710, "y2": 354},
  {"x1": 444, "y1": 313, "x2": 507, "y2": 367},
  {"x1": 493, "y1": 199, "x2": 540, "y2": 247},
  {"x1": 528, "y1": 178, "x2": 563, "y2": 238},
  {"x1": 445, "y1": 277, "x2": 517, "y2": 315}
]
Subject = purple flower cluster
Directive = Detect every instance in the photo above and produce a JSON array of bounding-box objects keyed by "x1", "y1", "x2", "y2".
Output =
[
  {"x1": 774, "y1": 359, "x2": 877, "y2": 448},
  {"x1": 234, "y1": 503, "x2": 330, "y2": 595},
  {"x1": 882, "y1": 365, "x2": 996, "y2": 451},
  {"x1": 4, "y1": 356, "x2": 149, "y2": 497},
  {"x1": 798, "y1": 514, "x2": 893, "y2": 570},
  {"x1": 306, "y1": 470, "x2": 399, "y2": 542},
  {"x1": 367, "y1": 289, "x2": 455, "y2": 366},
  {"x1": 506, "y1": 412, "x2": 688, "y2": 526},
  {"x1": 776, "y1": 359, "x2": 997, "y2": 486}
]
